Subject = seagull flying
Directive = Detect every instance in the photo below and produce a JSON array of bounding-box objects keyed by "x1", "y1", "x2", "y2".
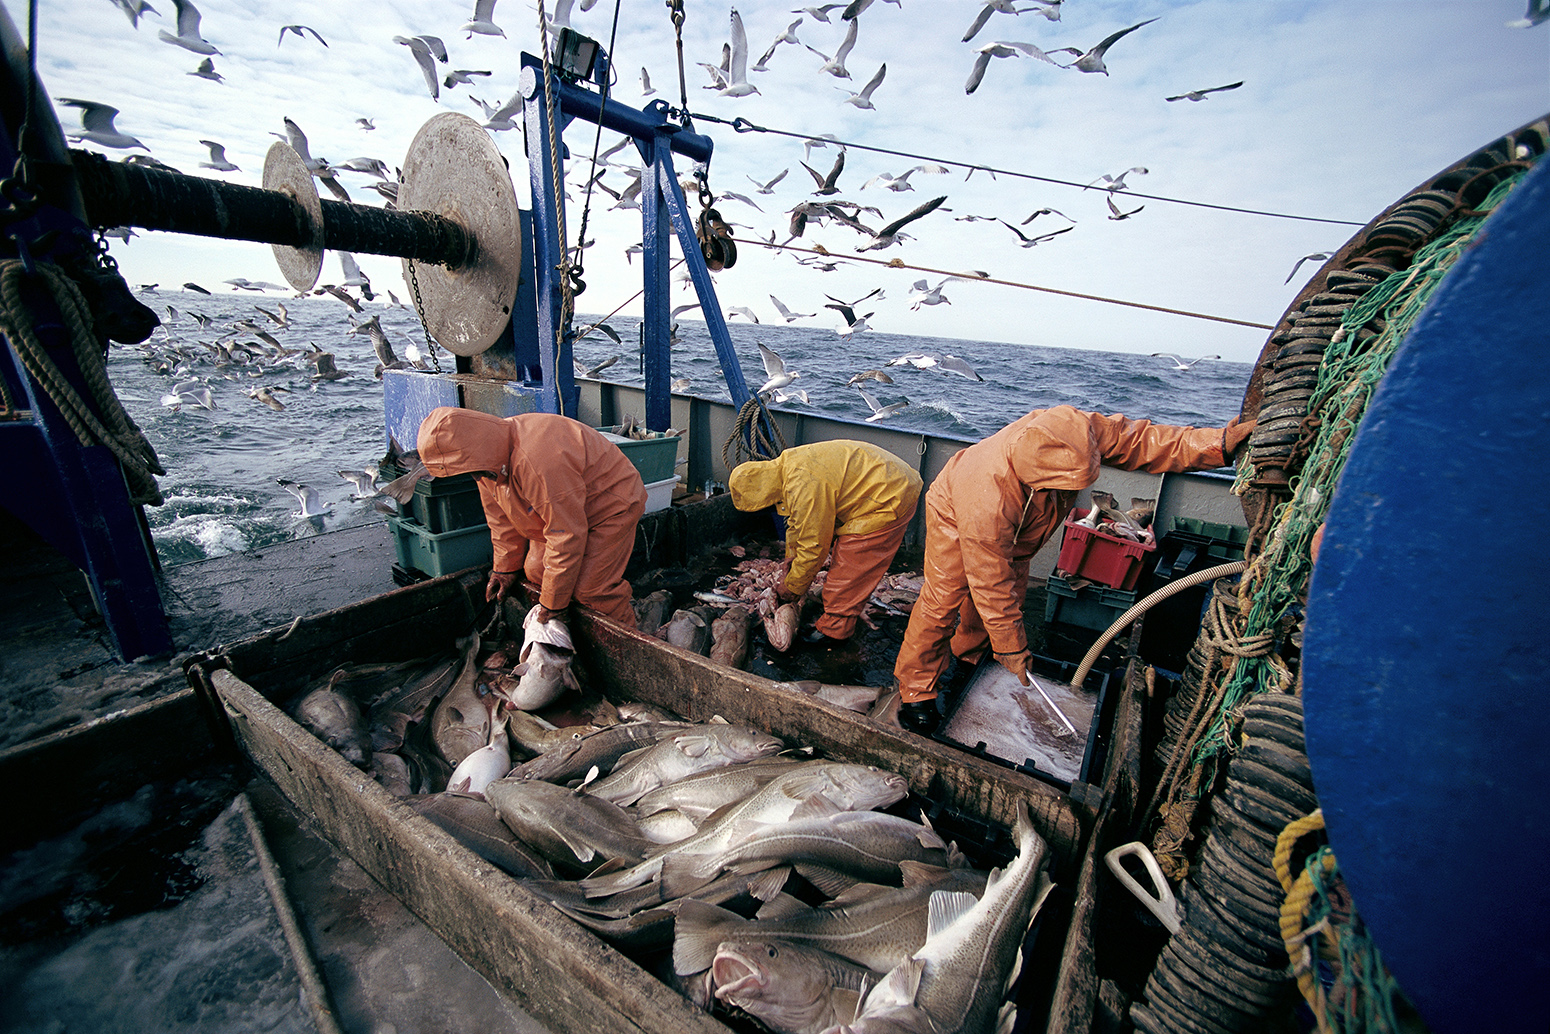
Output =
[
  {"x1": 963, "y1": 1, "x2": 1037, "y2": 43},
  {"x1": 356, "y1": 118, "x2": 376, "y2": 131},
  {"x1": 857, "y1": 387, "x2": 907, "y2": 422},
  {"x1": 720, "y1": 10, "x2": 760, "y2": 97},
  {"x1": 188, "y1": 57, "x2": 223, "y2": 82},
  {"x1": 754, "y1": 18, "x2": 805, "y2": 72},
  {"x1": 277, "y1": 478, "x2": 332, "y2": 519},
  {"x1": 1166, "y1": 81, "x2": 1243, "y2": 102},
  {"x1": 277, "y1": 117, "x2": 351, "y2": 201},
  {"x1": 801, "y1": 150, "x2": 847, "y2": 195},
  {"x1": 1000, "y1": 219, "x2": 1072, "y2": 247},
  {"x1": 277, "y1": 24, "x2": 327, "y2": 47},
  {"x1": 1106, "y1": 195, "x2": 1144, "y2": 220},
  {"x1": 908, "y1": 277, "x2": 960, "y2": 309},
  {"x1": 886, "y1": 351, "x2": 983, "y2": 380},
  {"x1": 846, "y1": 369, "x2": 893, "y2": 386},
  {"x1": 1506, "y1": 0, "x2": 1549, "y2": 27},
  {"x1": 854, "y1": 195, "x2": 949, "y2": 251},
  {"x1": 1086, "y1": 166, "x2": 1148, "y2": 191},
  {"x1": 197, "y1": 139, "x2": 238, "y2": 171},
  {"x1": 58, "y1": 99, "x2": 148, "y2": 150},
  {"x1": 1054, "y1": 17, "x2": 1157, "y2": 75},
  {"x1": 641, "y1": 67, "x2": 656, "y2": 95},
  {"x1": 394, "y1": 35, "x2": 442, "y2": 99},
  {"x1": 862, "y1": 164, "x2": 950, "y2": 192},
  {"x1": 965, "y1": 40, "x2": 1060, "y2": 94},
  {"x1": 1151, "y1": 353, "x2": 1220, "y2": 371},
  {"x1": 1021, "y1": 206, "x2": 1075, "y2": 225},
  {"x1": 770, "y1": 295, "x2": 815, "y2": 321},
  {"x1": 748, "y1": 169, "x2": 789, "y2": 194},
  {"x1": 110, "y1": 1, "x2": 158, "y2": 29},
  {"x1": 338, "y1": 468, "x2": 380, "y2": 498},
  {"x1": 840, "y1": 63, "x2": 886, "y2": 108},
  {"x1": 1285, "y1": 252, "x2": 1334, "y2": 284},
  {"x1": 806, "y1": 16, "x2": 858, "y2": 79},
  {"x1": 463, "y1": 0, "x2": 505, "y2": 38},
  {"x1": 159, "y1": 0, "x2": 219, "y2": 55},
  {"x1": 756, "y1": 342, "x2": 800, "y2": 394},
  {"x1": 793, "y1": 5, "x2": 846, "y2": 23}
]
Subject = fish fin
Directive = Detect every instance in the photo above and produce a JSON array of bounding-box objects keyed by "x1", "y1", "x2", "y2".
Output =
[
  {"x1": 509, "y1": 662, "x2": 529, "y2": 677},
  {"x1": 915, "y1": 824, "x2": 949, "y2": 850},
  {"x1": 946, "y1": 840, "x2": 970, "y2": 868},
  {"x1": 995, "y1": 1003, "x2": 1017, "y2": 1034},
  {"x1": 794, "y1": 862, "x2": 860, "y2": 898},
  {"x1": 707, "y1": 714, "x2": 730, "y2": 724},
  {"x1": 754, "y1": 891, "x2": 809, "y2": 920},
  {"x1": 1028, "y1": 870, "x2": 1057, "y2": 924},
  {"x1": 670, "y1": 898, "x2": 742, "y2": 975},
  {"x1": 726, "y1": 859, "x2": 780, "y2": 880},
  {"x1": 562, "y1": 664, "x2": 582, "y2": 691},
  {"x1": 926, "y1": 890, "x2": 978, "y2": 939},
  {"x1": 822, "y1": 881, "x2": 894, "y2": 907},
  {"x1": 863, "y1": 957, "x2": 924, "y2": 1011},
  {"x1": 579, "y1": 765, "x2": 601, "y2": 789},
  {"x1": 611, "y1": 744, "x2": 656, "y2": 770},
  {"x1": 1004, "y1": 948, "x2": 1023, "y2": 992},
  {"x1": 789, "y1": 791, "x2": 845, "y2": 821},
  {"x1": 659, "y1": 853, "x2": 717, "y2": 900},
  {"x1": 449, "y1": 776, "x2": 471, "y2": 793},
  {"x1": 675, "y1": 732, "x2": 714, "y2": 758},
  {"x1": 898, "y1": 860, "x2": 950, "y2": 887},
  {"x1": 747, "y1": 864, "x2": 792, "y2": 903},
  {"x1": 586, "y1": 855, "x2": 631, "y2": 878}
]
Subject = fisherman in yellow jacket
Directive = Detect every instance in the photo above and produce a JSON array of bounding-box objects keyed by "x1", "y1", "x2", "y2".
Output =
[{"x1": 729, "y1": 440, "x2": 923, "y2": 644}]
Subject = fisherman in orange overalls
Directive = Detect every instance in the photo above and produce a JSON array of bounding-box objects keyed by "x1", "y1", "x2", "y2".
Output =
[
  {"x1": 416, "y1": 407, "x2": 647, "y2": 627},
  {"x1": 894, "y1": 406, "x2": 1255, "y2": 734},
  {"x1": 729, "y1": 440, "x2": 923, "y2": 645}
]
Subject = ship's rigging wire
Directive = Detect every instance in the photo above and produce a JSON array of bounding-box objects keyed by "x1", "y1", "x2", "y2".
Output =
[
  {"x1": 685, "y1": 111, "x2": 1367, "y2": 228},
  {"x1": 729, "y1": 235, "x2": 1275, "y2": 331},
  {"x1": 536, "y1": 0, "x2": 571, "y2": 415}
]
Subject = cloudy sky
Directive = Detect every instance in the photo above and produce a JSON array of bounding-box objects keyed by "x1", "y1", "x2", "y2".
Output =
[{"x1": 33, "y1": 1, "x2": 1549, "y2": 362}]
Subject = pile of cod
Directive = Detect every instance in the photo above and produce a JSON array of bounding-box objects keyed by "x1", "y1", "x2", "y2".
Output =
[{"x1": 290, "y1": 604, "x2": 1054, "y2": 1034}]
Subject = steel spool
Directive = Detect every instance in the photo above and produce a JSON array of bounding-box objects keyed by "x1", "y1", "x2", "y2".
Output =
[{"x1": 262, "y1": 142, "x2": 324, "y2": 292}]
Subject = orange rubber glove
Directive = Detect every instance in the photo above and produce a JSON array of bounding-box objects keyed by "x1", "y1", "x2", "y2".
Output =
[
  {"x1": 1223, "y1": 417, "x2": 1256, "y2": 459},
  {"x1": 996, "y1": 649, "x2": 1033, "y2": 687},
  {"x1": 486, "y1": 570, "x2": 519, "y2": 602}
]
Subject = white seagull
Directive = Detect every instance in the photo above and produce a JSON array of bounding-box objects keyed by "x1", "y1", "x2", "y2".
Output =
[
  {"x1": 908, "y1": 277, "x2": 959, "y2": 309},
  {"x1": 857, "y1": 387, "x2": 908, "y2": 422},
  {"x1": 756, "y1": 342, "x2": 800, "y2": 394},
  {"x1": 198, "y1": 140, "x2": 238, "y2": 171},
  {"x1": 1053, "y1": 17, "x2": 1157, "y2": 75},
  {"x1": 1086, "y1": 166, "x2": 1148, "y2": 191},
  {"x1": 188, "y1": 57, "x2": 223, "y2": 82},
  {"x1": 110, "y1": 0, "x2": 157, "y2": 28},
  {"x1": 1285, "y1": 252, "x2": 1334, "y2": 284},
  {"x1": 770, "y1": 295, "x2": 815, "y2": 321},
  {"x1": 806, "y1": 16, "x2": 858, "y2": 79},
  {"x1": 1151, "y1": 353, "x2": 1220, "y2": 371},
  {"x1": 840, "y1": 63, "x2": 886, "y2": 108},
  {"x1": 965, "y1": 40, "x2": 1060, "y2": 94},
  {"x1": 862, "y1": 164, "x2": 950, "y2": 192},
  {"x1": 276, "y1": 117, "x2": 351, "y2": 201},
  {"x1": 854, "y1": 195, "x2": 948, "y2": 252},
  {"x1": 728, "y1": 305, "x2": 760, "y2": 324},
  {"x1": 277, "y1": 478, "x2": 333, "y2": 519},
  {"x1": 1000, "y1": 219, "x2": 1072, "y2": 248},
  {"x1": 793, "y1": 4, "x2": 846, "y2": 23},
  {"x1": 394, "y1": 36, "x2": 442, "y2": 100},
  {"x1": 58, "y1": 100, "x2": 148, "y2": 150},
  {"x1": 338, "y1": 468, "x2": 380, "y2": 499},
  {"x1": 1106, "y1": 195, "x2": 1144, "y2": 220},
  {"x1": 159, "y1": 0, "x2": 219, "y2": 55},
  {"x1": 1166, "y1": 81, "x2": 1243, "y2": 102},
  {"x1": 641, "y1": 67, "x2": 656, "y2": 96},
  {"x1": 720, "y1": 10, "x2": 760, "y2": 97},
  {"x1": 754, "y1": 18, "x2": 805, "y2": 72},
  {"x1": 463, "y1": 0, "x2": 505, "y2": 38},
  {"x1": 886, "y1": 351, "x2": 983, "y2": 381},
  {"x1": 277, "y1": 24, "x2": 327, "y2": 47},
  {"x1": 963, "y1": 1, "x2": 1037, "y2": 43},
  {"x1": 748, "y1": 169, "x2": 789, "y2": 194}
]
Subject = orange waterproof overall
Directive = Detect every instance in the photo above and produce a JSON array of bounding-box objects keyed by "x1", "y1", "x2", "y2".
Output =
[
  {"x1": 894, "y1": 407, "x2": 1227, "y2": 703},
  {"x1": 729, "y1": 440, "x2": 923, "y2": 640},
  {"x1": 417, "y1": 408, "x2": 647, "y2": 627}
]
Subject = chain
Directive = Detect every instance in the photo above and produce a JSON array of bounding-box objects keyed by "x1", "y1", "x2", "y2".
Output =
[
  {"x1": 404, "y1": 259, "x2": 443, "y2": 373},
  {"x1": 537, "y1": 0, "x2": 572, "y2": 415}
]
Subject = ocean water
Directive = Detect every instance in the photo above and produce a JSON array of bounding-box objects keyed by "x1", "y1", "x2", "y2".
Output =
[{"x1": 107, "y1": 290, "x2": 1251, "y2": 566}]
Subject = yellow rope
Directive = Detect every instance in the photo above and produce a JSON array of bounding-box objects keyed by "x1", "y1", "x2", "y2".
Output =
[{"x1": 1274, "y1": 808, "x2": 1327, "y2": 893}]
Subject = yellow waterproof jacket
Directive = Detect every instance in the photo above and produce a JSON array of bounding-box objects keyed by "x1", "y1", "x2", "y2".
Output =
[
  {"x1": 934, "y1": 406, "x2": 1226, "y2": 654},
  {"x1": 417, "y1": 408, "x2": 646, "y2": 610},
  {"x1": 729, "y1": 440, "x2": 922, "y2": 595}
]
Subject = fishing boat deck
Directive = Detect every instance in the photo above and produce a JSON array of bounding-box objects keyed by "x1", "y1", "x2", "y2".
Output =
[{"x1": 1, "y1": 512, "x2": 552, "y2": 1034}]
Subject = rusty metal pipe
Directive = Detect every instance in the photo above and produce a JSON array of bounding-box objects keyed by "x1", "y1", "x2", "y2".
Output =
[{"x1": 68, "y1": 149, "x2": 476, "y2": 268}]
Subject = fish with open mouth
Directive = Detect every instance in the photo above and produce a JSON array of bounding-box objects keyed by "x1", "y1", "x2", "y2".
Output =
[{"x1": 711, "y1": 938, "x2": 874, "y2": 1034}]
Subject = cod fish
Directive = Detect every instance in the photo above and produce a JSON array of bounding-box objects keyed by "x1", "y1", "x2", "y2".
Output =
[
  {"x1": 372, "y1": 750, "x2": 414, "y2": 796},
  {"x1": 408, "y1": 791, "x2": 554, "y2": 879},
  {"x1": 447, "y1": 707, "x2": 511, "y2": 796},
  {"x1": 845, "y1": 799, "x2": 1054, "y2": 1034},
  {"x1": 514, "y1": 721, "x2": 678, "y2": 785},
  {"x1": 665, "y1": 609, "x2": 711, "y2": 655},
  {"x1": 700, "y1": 811, "x2": 961, "y2": 894},
  {"x1": 637, "y1": 808, "x2": 700, "y2": 844},
  {"x1": 582, "y1": 762, "x2": 908, "y2": 899},
  {"x1": 673, "y1": 866, "x2": 989, "y2": 977},
  {"x1": 504, "y1": 707, "x2": 604, "y2": 757},
  {"x1": 497, "y1": 605, "x2": 580, "y2": 710},
  {"x1": 778, "y1": 680, "x2": 883, "y2": 713},
  {"x1": 709, "y1": 605, "x2": 753, "y2": 669},
  {"x1": 635, "y1": 754, "x2": 799, "y2": 821},
  {"x1": 586, "y1": 722, "x2": 784, "y2": 807},
  {"x1": 541, "y1": 868, "x2": 795, "y2": 950},
  {"x1": 760, "y1": 599, "x2": 801, "y2": 652},
  {"x1": 485, "y1": 775, "x2": 656, "y2": 872},
  {"x1": 633, "y1": 589, "x2": 674, "y2": 634},
  {"x1": 294, "y1": 683, "x2": 371, "y2": 769},
  {"x1": 431, "y1": 634, "x2": 487, "y2": 767},
  {"x1": 712, "y1": 939, "x2": 874, "y2": 1034}
]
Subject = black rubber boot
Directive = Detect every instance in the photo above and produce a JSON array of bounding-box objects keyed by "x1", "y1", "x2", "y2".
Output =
[{"x1": 898, "y1": 698, "x2": 941, "y2": 735}]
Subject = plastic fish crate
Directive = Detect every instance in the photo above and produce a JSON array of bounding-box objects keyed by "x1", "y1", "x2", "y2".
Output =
[
  {"x1": 644, "y1": 475, "x2": 680, "y2": 514},
  {"x1": 596, "y1": 428, "x2": 679, "y2": 484},
  {"x1": 387, "y1": 514, "x2": 493, "y2": 578},
  {"x1": 409, "y1": 475, "x2": 487, "y2": 534},
  {"x1": 1044, "y1": 574, "x2": 1139, "y2": 633},
  {"x1": 1168, "y1": 517, "x2": 1249, "y2": 561},
  {"x1": 1054, "y1": 509, "x2": 1157, "y2": 590}
]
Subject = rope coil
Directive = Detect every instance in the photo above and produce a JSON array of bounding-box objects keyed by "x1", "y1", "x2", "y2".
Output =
[
  {"x1": 0, "y1": 259, "x2": 164, "y2": 505},
  {"x1": 721, "y1": 395, "x2": 785, "y2": 471}
]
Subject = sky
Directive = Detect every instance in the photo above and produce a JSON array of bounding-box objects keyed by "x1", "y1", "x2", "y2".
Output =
[{"x1": 30, "y1": 0, "x2": 1550, "y2": 363}]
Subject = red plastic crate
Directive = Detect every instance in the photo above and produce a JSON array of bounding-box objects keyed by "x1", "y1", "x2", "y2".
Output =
[{"x1": 1054, "y1": 510, "x2": 1156, "y2": 590}]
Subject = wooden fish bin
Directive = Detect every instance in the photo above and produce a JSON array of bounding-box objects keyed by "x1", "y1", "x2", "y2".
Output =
[{"x1": 185, "y1": 571, "x2": 1085, "y2": 1034}]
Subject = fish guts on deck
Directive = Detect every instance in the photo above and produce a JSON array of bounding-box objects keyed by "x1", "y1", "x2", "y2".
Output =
[
  {"x1": 729, "y1": 440, "x2": 922, "y2": 643},
  {"x1": 416, "y1": 408, "x2": 647, "y2": 626},
  {"x1": 894, "y1": 406, "x2": 1253, "y2": 734}
]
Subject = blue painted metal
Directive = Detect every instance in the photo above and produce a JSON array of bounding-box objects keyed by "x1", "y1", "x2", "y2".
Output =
[
  {"x1": 1302, "y1": 156, "x2": 1550, "y2": 1034},
  {"x1": 382, "y1": 368, "x2": 461, "y2": 451},
  {"x1": 520, "y1": 52, "x2": 766, "y2": 439}
]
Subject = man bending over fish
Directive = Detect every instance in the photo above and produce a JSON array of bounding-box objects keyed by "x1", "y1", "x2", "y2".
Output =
[
  {"x1": 894, "y1": 406, "x2": 1254, "y2": 734},
  {"x1": 729, "y1": 440, "x2": 923, "y2": 645},
  {"x1": 417, "y1": 407, "x2": 647, "y2": 627}
]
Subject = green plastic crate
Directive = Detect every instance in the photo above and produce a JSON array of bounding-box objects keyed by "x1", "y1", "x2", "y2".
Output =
[
  {"x1": 1168, "y1": 517, "x2": 1249, "y2": 561},
  {"x1": 1044, "y1": 574, "x2": 1139, "y2": 633},
  {"x1": 388, "y1": 514, "x2": 493, "y2": 578},
  {"x1": 409, "y1": 475, "x2": 486, "y2": 534},
  {"x1": 596, "y1": 428, "x2": 680, "y2": 484}
]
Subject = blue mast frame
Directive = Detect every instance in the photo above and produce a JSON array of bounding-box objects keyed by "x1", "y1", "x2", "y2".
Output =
[{"x1": 519, "y1": 53, "x2": 757, "y2": 432}]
